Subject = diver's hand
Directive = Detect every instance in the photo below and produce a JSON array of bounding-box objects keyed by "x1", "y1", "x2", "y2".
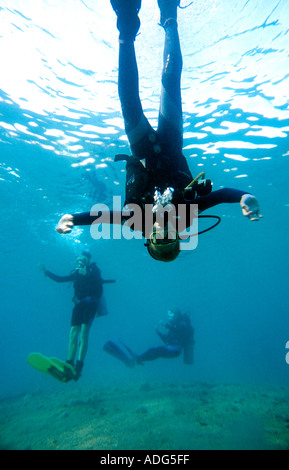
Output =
[
  {"x1": 56, "y1": 214, "x2": 74, "y2": 234},
  {"x1": 240, "y1": 194, "x2": 263, "y2": 221}
]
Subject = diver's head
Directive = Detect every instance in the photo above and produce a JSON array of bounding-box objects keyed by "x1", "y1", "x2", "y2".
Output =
[
  {"x1": 76, "y1": 254, "x2": 89, "y2": 275},
  {"x1": 168, "y1": 308, "x2": 181, "y2": 322},
  {"x1": 146, "y1": 230, "x2": 180, "y2": 262}
]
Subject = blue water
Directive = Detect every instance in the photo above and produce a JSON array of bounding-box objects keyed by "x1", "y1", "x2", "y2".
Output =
[{"x1": 1, "y1": 0, "x2": 289, "y2": 401}]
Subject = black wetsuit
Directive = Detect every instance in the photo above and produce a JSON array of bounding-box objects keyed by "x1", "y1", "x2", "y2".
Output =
[
  {"x1": 45, "y1": 263, "x2": 103, "y2": 327},
  {"x1": 138, "y1": 314, "x2": 194, "y2": 362},
  {"x1": 115, "y1": 18, "x2": 248, "y2": 209},
  {"x1": 70, "y1": 21, "x2": 248, "y2": 236}
]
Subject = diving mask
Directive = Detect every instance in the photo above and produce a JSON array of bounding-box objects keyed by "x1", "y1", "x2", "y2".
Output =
[
  {"x1": 146, "y1": 230, "x2": 180, "y2": 262},
  {"x1": 76, "y1": 255, "x2": 88, "y2": 274}
]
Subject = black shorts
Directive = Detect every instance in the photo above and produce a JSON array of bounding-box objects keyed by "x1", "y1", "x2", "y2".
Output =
[{"x1": 71, "y1": 302, "x2": 97, "y2": 327}]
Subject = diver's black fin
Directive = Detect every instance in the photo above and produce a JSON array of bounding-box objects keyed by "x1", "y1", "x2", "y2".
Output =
[
  {"x1": 103, "y1": 339, "x2": 135, "y2": 368},
  {"x1": 114, "y1": 154, "x2": 130, "y2": 162},
  {"x1": 116, "y1": 338, "x2": 138, "y2": 361}
]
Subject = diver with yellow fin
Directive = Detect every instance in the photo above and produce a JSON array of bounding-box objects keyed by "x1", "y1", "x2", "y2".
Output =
[
  {"x1": 35, "y1": 251, "x2": 115, "y2": 381},
  {"x1": 103, "y1": 309, "x2": 195, "y2": 367},
  {"x1": 56, "y1": 0, "x2": 262, "y2": 263}
]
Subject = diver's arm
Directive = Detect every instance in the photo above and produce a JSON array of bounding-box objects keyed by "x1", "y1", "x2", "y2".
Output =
[
  {"x1": 195, "y1": 189, "x2": 262, "y2": 221},
  {"x1": 156, "y1": 329, "x2": 168, "y2": 343},
  {"x1": 56, "y1": 210, "x2": 132, "y2": 234},
  {"x1": 43, "y1": 270, "x2": 74, "y2": 283},
  {"x1": 155, "y1": 322, "x2": 170, "y2": 343}
]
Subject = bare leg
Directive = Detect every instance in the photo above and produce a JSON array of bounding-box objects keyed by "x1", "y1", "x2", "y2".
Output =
[
  {"x1": 78, "y1": 324, "x2": 90, "y2": 362},
  {"x1": 68, "y1": 325, "x2": 80, "y2": 362}
]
